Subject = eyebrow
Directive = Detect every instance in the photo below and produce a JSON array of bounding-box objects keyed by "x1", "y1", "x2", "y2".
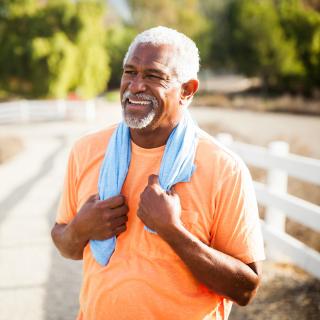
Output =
[
  {"x1": 123, "y1": 64, "x2": 170, "y2": 78},
  {"x1": 123, "y1": 64, "x2": 136, "y2": 69}
]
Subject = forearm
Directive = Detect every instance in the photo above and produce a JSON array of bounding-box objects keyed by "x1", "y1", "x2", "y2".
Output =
[
  {"x1": 51, "y1": 222, "x2": 88, "y2": 260},
  {"x1": 160, "y1": 225, "x2": 260, "y2": 306}
]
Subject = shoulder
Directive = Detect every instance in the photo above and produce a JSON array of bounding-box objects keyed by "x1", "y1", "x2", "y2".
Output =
[
  {"x1": 195, "y1": 127, "x2": 247, "y2": 178},
  {"x1": 68, "y1": 124, "x2": 118, "y2": 172},
  {"x1": 72, "y1": 123, "x2": 118, "y2": 156}
]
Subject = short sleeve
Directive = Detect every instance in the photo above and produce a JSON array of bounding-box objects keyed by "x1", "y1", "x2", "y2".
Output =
[
  {"x1": 210, "y1": 161, "x2": 265, "y2": 264},
  {"x1": 56, "y1": 146, "x2": 78, "y2": 224}
]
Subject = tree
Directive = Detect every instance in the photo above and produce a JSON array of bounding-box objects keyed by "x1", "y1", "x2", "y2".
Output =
[
  {"x1": 0, "y1": 0, "x2": 110, "y2": 99},
  {"x1": 204, "y1": 0, "x2": 303, "y2": 90},
  {"x1": 204, "y1": 0, "x2": 319, "y2": 93},
  {"x1": 105, "y1": 26, "x2": 137, "y2": 88},
  {"x1": 127, "y1": 0, "x2": 211, "y2": 66},
  {"x1": 277, "y1": 0, "x2": 320, "y2": 92}
]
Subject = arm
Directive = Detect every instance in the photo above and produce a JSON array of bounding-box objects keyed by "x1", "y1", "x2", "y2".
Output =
[
  {"x1": 159, "y1": 223, "x2": 261, "y2": 306},
  {"x1": 138, "y1": 175, "x2": 262, "y2": 306},
  {"x1": 51, "y1": 194, "x2": 129, "y2": 260},
  {"x1": 51, "y1": 222, "x2": 86, "y2": 260}
]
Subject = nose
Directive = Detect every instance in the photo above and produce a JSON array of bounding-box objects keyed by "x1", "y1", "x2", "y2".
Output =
[{"x1": 128, "y1": 74, "x2": 146, "y2": 94}]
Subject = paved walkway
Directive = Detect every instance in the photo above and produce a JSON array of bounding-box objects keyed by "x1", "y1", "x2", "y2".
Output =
[
  {"x1": 0, "y1": 105, "x2": 122, "y2": 320},
  {"x1": 0, "y1": 103, "x2": 319, "y2": 320}
]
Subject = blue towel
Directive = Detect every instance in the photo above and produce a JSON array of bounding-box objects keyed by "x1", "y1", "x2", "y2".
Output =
[{"x1": 90, "y1": 111, "x2": 198, "y2": 266}]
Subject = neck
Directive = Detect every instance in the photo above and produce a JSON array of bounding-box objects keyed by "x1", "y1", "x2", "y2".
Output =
[{"x1": 129, "y1": 124, "x2": 175, "y2": 149}]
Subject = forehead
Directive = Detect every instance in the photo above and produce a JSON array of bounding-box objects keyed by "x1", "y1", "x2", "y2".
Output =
[{"x1": 125, "y1": 43, "x2": 177, "y2": 74}]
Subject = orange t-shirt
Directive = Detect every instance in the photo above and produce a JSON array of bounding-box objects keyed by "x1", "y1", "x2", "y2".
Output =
[{"x1": 56, "y1": 124, "x2": 265, "y2": 320}]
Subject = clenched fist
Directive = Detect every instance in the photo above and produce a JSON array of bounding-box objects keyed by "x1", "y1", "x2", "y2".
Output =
[
  {"x1": 71, "y1": 194, "x2": 129, "y2": 242},
  {"x1": 137, "y1": 174, "x2": 182, "y2": 238}
]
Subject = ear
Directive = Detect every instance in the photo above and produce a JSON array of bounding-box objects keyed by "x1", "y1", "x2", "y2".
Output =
[{"x1": 180, "y1": 79, "x2": 199, "y2": 106}]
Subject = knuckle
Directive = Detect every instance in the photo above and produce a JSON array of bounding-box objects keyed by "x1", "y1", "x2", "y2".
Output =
[
  {"x1": 117, "y1": 194, "x2": 125, "y2": 204},
  {"x1": 102, "y1": 213, "x2": 112, "y2": 224}
]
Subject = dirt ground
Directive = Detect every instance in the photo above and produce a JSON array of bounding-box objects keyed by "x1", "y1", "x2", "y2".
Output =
[
  {"x1": 231, "y1": 261, "x2": 320, "y2": 320},
  {"x1": 193, "y1": 92, "x2": 320, "y2": 116}
]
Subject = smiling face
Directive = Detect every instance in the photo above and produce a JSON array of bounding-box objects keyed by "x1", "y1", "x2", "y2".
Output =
[{"x1": 120, "y1": 43, "x2": 183, "y2": 131}]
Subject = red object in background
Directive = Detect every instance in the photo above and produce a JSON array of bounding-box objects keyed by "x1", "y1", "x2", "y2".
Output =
[{"x1": 68, "y1": 92, "x2": 80, "y2": 101}]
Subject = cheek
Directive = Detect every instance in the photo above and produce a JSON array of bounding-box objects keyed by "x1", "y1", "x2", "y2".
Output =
[{"x1": 164, "y1": 89, "x2": 180, "y2": 105}]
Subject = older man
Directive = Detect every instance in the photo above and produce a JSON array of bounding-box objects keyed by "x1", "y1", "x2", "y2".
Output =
[{"x1": 51, "y1": 26, "x2": 265, "y2": 320}]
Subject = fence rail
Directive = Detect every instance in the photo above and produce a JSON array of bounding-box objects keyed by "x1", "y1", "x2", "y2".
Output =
[
  {"x1": 217, "y1": 133, "x2": 320, "y2": 279},
  {"x1": 0, "y1": 99, "x2": 97, "y2": 124}
]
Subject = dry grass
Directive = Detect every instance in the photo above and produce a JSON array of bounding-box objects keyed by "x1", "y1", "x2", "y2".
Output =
[
  {"x1": 194, "y1": 93, "x2": 320, "y2": 116},
  {"x1": 232, "y1": 261, "x2": 320, "y2": 320}
]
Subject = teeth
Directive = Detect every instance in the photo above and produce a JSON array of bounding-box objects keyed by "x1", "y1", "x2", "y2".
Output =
[{"x1": 128, "y1": 99, "x2": 150, "y2": 105}]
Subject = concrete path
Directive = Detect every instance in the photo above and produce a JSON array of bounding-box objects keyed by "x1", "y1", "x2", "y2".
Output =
[
  {"x1": 0, "y1": 105, "x2": 122, "y2": 320},
  {"x1": 0, "y1": 102, "x2": 319, "y2": 320}
]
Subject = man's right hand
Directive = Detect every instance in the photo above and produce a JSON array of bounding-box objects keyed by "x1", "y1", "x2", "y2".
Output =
[
  {"x1": 72, "y1": 194, "x2": 129, "y2": 242},
  {"x1": 51, "y1": 194, "x2": 128, "y2": 260}
]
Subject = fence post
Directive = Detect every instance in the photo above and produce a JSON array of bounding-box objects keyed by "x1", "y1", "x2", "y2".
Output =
[
  {"x1": 57, "y1": 99, "x2": 67, "y2": 119},
  {"x1": 265, "y1": 141, "x2": 289, "y2": 260},
  {"x1": 19, "y1": 100, "x2": 30, "y2": 123},
  {"x1": 85, "y1": 99, "x2": 96, "y2": 122}
]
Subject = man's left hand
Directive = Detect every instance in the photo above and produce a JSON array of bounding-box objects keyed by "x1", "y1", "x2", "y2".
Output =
[{"x1": 137, "y1": 174, "x2": 182, "y2": 237}]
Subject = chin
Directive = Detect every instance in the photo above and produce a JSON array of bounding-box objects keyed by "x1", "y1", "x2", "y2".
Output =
[{"x1": 123, "y1": 111, "x2": 156, "y2": 129}]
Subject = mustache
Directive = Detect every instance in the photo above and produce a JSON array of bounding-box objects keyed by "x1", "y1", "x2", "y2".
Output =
[{"x1": 121, "y1": 91, "x2": 158, "y2": 107}]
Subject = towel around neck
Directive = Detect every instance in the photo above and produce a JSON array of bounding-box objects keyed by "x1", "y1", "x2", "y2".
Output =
[{"x1": 90, "y1": 111, "x2": 198, "y2": 266}]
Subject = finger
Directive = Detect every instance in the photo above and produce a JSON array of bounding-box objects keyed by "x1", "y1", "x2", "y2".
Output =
[
  {"x1": 148, "y1": 174, "x2": 159, "y2": 186},
  {"x1": 136, "y1": 206, "x2": 142, "y2": 218},
  {"x1": 136, "y1": 206, "x2": 146, "y2": 220},
  {"x1": 104, "y1": 204, "x2": 129, "y2": 219},
  {"x1": 115, "y1": 225, "x2": 127, "y2": 236},
  {"x1": 97, "y1": 194, "x2": 125, "y2": 209},
  {"x1": 169, "y1": 185, "x2": 178, "y2": 196},
  {"x1": 87, "y1": 194, "x2": 99, "y2": 202},
  {"x1": 110, "y1": 215, "x2": 128, "y2": 228}
]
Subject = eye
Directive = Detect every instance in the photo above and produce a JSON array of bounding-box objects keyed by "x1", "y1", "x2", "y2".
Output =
[
  {"x1": 124, "y1": 70, "x2": 136, "y2": 76},
  {"x1": 146, "y1": 74, "x2": 163, "y2": 80}
]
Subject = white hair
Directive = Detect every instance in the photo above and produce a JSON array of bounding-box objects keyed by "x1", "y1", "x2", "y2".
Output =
[{"x1": 123, "y1": 26, "x2": 200, "y2": 83}]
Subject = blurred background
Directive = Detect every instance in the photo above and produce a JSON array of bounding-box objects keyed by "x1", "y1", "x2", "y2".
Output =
[{"x1": 0, "y1": 0, "x2": 319, "y2": 319}]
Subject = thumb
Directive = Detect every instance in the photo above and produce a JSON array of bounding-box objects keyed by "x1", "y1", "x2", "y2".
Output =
[
  {"x1": 148, "y1": 174, "x2": 160, "y2": 186},
  {"x1": 88, "y1": 193, "x2": 100, "y2": 202},
  {"x1": 168, "y1": 185, "x2": 179, "y2": 197}
]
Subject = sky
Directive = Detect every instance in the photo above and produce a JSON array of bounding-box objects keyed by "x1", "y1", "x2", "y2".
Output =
[{"x1": 108, "y1": 0, "x2": 131, "y2": 22}]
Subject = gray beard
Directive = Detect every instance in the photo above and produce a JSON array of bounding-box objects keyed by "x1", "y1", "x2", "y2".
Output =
[
  {"x1": 121, "y1": 92, "x2": 159, "y2": 129},
  {"x1": 122, "y1": 108, "x2": 156, "y2": 129}
]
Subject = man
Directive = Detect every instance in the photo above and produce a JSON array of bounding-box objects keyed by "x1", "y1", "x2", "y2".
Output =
[{"x1": 51, "y1": 26, "x2": 265, "y2": 320}]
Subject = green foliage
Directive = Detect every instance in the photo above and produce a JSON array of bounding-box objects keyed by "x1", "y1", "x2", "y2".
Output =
[
  {"x1": 105, "y1": 26, "x2": 137, "y2": 88},
  {"x1": 127, "y1": 0, "x2": 211, "y2": 66},
  {"x1": 1, "y1": 0, "x2": 319, "y2": 97},
  {"x1": 204, "y1": 0, "x2": 319, "y2": 93},
  {"x1": 278, "y1": 0, "x2": 320, "y2": 91},
  {"x1": 209, "y1": 0, "x2": 303, "y2": 89},
  {"x1": 0, "y1": 0, "x2": 110, "y2": 98}
]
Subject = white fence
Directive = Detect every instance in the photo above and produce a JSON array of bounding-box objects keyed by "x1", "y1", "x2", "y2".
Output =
[
  {"x1": 217, "y1": 133, "x2": 320, "y2": 279},
  {"x1": 0, "y1": 99, "x2": 97, "y2": 124}
]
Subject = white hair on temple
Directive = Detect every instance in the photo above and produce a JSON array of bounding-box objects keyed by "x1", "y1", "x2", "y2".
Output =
[{"x1": 123, "y1": 26, "x2": 200, "y2": 83}]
